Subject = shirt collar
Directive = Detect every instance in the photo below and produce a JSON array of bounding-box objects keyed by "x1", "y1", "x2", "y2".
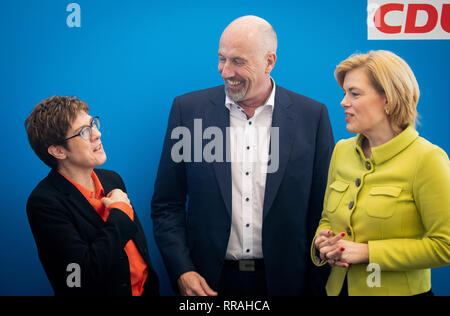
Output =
[
  {"x1": 58, "y1": 170, "x2": 105, "y2": 200},
  {"x1": 225, "y1": 77, "x2": 276, "y2": 112},
  {"x1": 355, "y1": 125, "x2": 419, "y2": 165}
]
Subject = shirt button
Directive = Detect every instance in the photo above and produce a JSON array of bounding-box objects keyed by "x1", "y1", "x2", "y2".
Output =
[
  {"x1": 348, "y1": 201, "x2": 354, "y2": 209},
  {"x1": 245, "y1": 197, "x2": 249, "y2": 202},
  {"x1": 355, "y1": 178, "x2": 361, "y2": 187},
  {"x1": 245, "y1": 172, "x2": 249, "y2": 176},
  {"x1": 246, "y1": 146, "x2": 250, "y2": 150},
  {"x1": 246, "y1": 249, "x2": 250, "y2": 253},
  {"x1": 248, "y1": 121, "x2": 252, "y2": 125},
  {"x1": 246, "y1": 223, "x2": 250, "y2": 227},
  {"x1": 365, "y1": 161, "x2": 372, "y2": 170}
]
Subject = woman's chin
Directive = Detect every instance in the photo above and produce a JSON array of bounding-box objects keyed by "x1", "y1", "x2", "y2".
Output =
[
  {"x1": 95, "y1": 153, "x2": 107, "y2": 167},
  {"x1": 346, "y1": 124, "x2": 359, "y2": 134}
]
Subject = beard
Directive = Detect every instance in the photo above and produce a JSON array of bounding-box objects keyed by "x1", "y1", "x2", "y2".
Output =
[{"x1": 224, "y1": 78, "x2": 248, "y2": 102}]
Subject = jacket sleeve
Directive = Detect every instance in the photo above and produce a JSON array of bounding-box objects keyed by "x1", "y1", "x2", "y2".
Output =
[
  {"x1": 26, "y1": 193, "x2": 137, "y2": 295},
  {"x1": 369, "y1": 146, "x2": 450, "y2": 271},
  {"x1": 151, "y1": 97, "x2": 196, "y2": 290}
]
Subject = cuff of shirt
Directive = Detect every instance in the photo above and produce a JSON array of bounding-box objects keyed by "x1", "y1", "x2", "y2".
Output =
[{"x1": 107, "y1": 201, "x2": 134, "y2": 221}]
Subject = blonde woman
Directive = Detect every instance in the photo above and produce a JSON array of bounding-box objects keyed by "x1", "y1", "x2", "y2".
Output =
[{"x1": 312, "y1": 50, "x2": 450, "y2": 296}]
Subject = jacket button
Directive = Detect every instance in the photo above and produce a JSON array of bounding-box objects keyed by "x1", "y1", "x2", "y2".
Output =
[
  {"x1": 348, "y1": 201, "x2": 354, "y2": 209},
  {"x1": 365, "y1": 161, "x2": 372, "y2": 170},
  {"x1": 355, "y1": 178, "x2": 361, "y2": 187},
  {"x1": 346, "y1": 228, "x2": 352, "y2": 236}
]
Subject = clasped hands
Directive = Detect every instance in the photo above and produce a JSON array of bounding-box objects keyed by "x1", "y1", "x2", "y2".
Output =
[{"x1": 314, "y1": 230, "x2": 369, "y2": 268}]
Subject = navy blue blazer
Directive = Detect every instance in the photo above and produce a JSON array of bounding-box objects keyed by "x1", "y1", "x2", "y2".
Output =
[{"x1": 151, "y1": 85, "x2": 333, "y2": 295}]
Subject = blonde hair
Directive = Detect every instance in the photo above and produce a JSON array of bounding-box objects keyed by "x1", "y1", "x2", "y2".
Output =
[{"x1": 335, "y1": 50, "x2": 420, "y2": 134}]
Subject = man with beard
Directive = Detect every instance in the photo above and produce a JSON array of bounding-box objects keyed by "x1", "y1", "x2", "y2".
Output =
[{"x1": 151, "y1": 16, "x2": 334, "y2": 296}]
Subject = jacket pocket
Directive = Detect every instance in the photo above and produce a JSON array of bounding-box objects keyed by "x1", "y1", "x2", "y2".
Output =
[
  {"x1": 326, "y1": 180, "x2": 349, "y2": 213},
  {"x1": 366, "y1": 186, "x2": 402, "y2": 218}
]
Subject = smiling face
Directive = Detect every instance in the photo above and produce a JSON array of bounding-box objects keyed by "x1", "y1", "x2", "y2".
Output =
[
  {"x1": 218, "y1": 17, "x2": 276, "y2": 106},
  {"x1": 58, "y1": 111, "x2": 106, "y2": 171},
  {"x1": 341, "y1": 67, "x2": 390, "y2": 136},
  {"x1": 218, "y1": 35, "x2": 266, "y2": 103}
]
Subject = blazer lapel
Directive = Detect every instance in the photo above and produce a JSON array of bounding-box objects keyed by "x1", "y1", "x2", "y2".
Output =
[
  {"x1": 207, "y1": 87, "x2": 232, "y2": 217},
  {"x1": 48, "y1": 169, "x2": 106, "y2": 229},
  {"x1": 262, "y1": 88, "x2": 297, "y2": 221}
]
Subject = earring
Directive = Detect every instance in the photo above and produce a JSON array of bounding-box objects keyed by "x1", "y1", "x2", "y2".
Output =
[{"x1": 385, "y1": 107, "x2": 390, "y2": 115}]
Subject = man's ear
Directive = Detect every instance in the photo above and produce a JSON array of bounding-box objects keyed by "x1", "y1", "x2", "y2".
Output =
[
  {"x1": 48, "y1": 144, "x2": 67, "y2": 161},
  {"x1": 265, "y1": 52, "x2": 277, "y2": 74}
]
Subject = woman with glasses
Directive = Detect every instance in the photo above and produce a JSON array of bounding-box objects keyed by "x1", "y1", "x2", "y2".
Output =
[{"x1": 25, "y1": 96, "x2": 159, "y2": 296}]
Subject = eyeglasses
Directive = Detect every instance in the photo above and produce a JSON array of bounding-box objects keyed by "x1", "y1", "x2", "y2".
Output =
[{"x1": 63, "y1": 116, "x2": 100, "y2": 142}]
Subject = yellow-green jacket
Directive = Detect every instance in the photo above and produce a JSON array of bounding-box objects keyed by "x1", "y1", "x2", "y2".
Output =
[{"x1": 311, "y1": 125, "x2": 450, "y2": 296}]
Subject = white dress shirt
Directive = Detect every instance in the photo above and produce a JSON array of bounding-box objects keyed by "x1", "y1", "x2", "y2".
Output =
[{"x1": 225, "y1": 79, "x2": 276, "y2": 260}]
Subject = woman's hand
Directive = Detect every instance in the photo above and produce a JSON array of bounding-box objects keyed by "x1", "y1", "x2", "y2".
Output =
[
  {"x1": 315, "y1": 230, "x2": 369, "y2": 268},
  {"x1": 315, "y1": 230, "x2": 346, "y2": 261},
  {"x1": 324, "y1": 237, "x2": 370, "y2": 268},
  {"x1": 314, "y1": 229, "x2": 334, "y2": 252},
  {"x1": 101, "y1": 189, "x2": 131, "y2": 208}
]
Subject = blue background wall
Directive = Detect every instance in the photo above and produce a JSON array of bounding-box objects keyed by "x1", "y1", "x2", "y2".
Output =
[{"x1": 0, "y1": 0, "x2": 448, "y2": 296}]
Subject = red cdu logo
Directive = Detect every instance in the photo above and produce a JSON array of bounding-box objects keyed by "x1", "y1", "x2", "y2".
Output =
[{"x1": 368, "y1": 0, "x2": 450, "y2": 40}]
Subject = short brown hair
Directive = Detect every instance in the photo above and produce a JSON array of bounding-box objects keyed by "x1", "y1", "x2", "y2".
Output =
[
  {"x1": 25, "y1": 96, "x2": 89, "y2": 169},
  {"x1": 335, "y1": 50, "x2": 420, "y2": 134}
]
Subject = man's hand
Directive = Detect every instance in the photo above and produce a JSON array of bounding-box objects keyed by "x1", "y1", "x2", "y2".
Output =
[
  {"x1": 101, "y1": 189, "x2": 131, "y2": 208},
  {"x1": 177, "y1": 271, "x2": 218, "y2": 296}
]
